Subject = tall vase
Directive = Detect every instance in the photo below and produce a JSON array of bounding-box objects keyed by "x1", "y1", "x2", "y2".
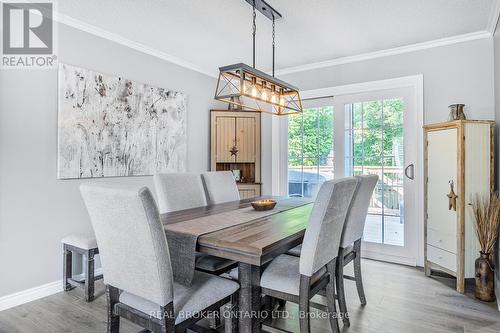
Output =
[{"x1": 475, "y1": 252, "x2": 496, "y2": 302}]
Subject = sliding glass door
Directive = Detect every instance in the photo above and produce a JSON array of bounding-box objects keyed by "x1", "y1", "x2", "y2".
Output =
[{"x1": 287, "y1": 86, "x2": 419, "y2": 265}]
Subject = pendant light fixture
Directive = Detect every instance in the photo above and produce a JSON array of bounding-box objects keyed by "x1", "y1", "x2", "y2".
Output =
[{"x1": 214, "y1": 0, "x2": 302, "y2": 116}]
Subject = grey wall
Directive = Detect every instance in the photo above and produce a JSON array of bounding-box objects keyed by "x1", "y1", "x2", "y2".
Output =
[
  {"x1": 280, "y1": 38, "x2": 495, "y2": 124},
  {"x1": 0, "y1": 23, "x2": 223, "y2": 297}
]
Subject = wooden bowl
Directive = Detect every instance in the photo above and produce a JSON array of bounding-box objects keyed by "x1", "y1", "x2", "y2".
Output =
[{"x1": 251, "y1": 199, "x2": 277, "y2": 211}]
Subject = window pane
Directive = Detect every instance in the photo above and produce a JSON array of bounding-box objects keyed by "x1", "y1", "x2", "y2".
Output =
[
  {"x1": 363, "y1": 129, "x2": 383, "y2": 158},
  {"x1": 383, "y1": 98, "x2": 404, "y2": 128},
  {"x1": 363, "y1": 100, "x2": 383, "y2": 129},
  {"x1": 383, "y1": 127, "x2": 403, "y2": 157},
  {"x1": 288, "y1": 112, "x2": 303, "y2": 160},
  {"x1": 302, "y1": 157, "x2": 320, "y2": 198},
  {"x1": 364, "y1": 214, "x2": 382, "y2": 244},
  {"x1": 353, "y1": 129, "x2": 364, "y2": 157},
  {"x1": 288, "y1": 159, "x2": 304, "y2": 197},
  {"x1": 353, "y1": 103, "x2": 363, "y2": 129},
  {"x1": 288, "y1": 106, "x2": 334, "y2": 199},
  {"x1": 302, "y1": 108, "x2": 319, "y2": 158}
]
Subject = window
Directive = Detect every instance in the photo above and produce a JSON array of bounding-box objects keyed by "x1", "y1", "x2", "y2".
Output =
[{"x1": 287, "y1": 106, "x2": 334, "y2": 198}]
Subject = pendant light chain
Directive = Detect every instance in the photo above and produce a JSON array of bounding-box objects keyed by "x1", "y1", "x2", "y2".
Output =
[
  {"x1": 252, "y1": 1, "x2": 256, "y2": 68},
  {"x1": 272, "y1": 15, "x2": 275, "y2": 77}
]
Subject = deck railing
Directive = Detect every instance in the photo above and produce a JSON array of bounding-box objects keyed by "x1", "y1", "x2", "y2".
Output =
[{"x1": 288, "y1": 165, "x2": 403, "y2": 215}]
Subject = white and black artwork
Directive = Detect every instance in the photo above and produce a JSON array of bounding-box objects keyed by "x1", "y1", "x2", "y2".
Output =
[{"x1": 57, "y1": 63, "x2": 187, "y2": 179}]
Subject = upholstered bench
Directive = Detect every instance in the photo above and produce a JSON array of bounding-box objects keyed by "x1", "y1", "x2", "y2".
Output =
[{"x1": 62, "y1": 234, "x2": 102, "y2": 302}]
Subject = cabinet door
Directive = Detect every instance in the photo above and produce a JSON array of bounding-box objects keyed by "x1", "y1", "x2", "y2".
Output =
[
  {"x1": 427, "y1": 128, "x2": 458, "y2": 253},
  {"x1": 236, "y1": 117, "x2": 256, "y2": 163},
  {"x1": 215, "y1": 117, "x2": 236, "y2": 163},
  {"x1": 237, "y1": 184, "x2": 261, "y2": 199}
]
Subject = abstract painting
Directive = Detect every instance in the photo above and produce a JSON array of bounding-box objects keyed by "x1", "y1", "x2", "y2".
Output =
[{"x1": 57, "y1": 63, "x2": 187, "y2": 179}]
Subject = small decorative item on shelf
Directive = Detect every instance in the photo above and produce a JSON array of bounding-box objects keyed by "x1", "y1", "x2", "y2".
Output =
[
  {"x1": 232, "y1": 169, "x2": 241, "y2": 181},
  {"x1": 251, "y1": 199, "x2": 277, "y2": 211},
  {"x1": 448, "y1": 104, "x2": 466, "y2": 121},
  {"x1": 470, "y1": 193, "x2": 500, "y2": 302}
]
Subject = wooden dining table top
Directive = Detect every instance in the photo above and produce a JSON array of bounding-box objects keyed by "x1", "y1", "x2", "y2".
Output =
[{"x1": 161, "y1": 196, "x2": 313, "y2": 266}]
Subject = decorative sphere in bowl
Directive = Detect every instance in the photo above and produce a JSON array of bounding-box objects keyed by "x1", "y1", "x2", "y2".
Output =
[{"x1": 251, "y1": 199, "x2": 277, "y2": 211}]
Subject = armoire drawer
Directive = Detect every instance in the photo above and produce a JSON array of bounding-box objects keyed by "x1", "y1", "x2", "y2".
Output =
[
  {"x1": 427, "y1": 245, "x2": 456, "y2": 272},
  {"x1": 427, "y1": 228, "x2": 456, "y2": 254}
]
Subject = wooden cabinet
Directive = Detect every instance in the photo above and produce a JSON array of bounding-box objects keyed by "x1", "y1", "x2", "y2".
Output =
[
  {"x1": 237, "y1": 183, "x2": 261, "y2": 199},
  {"x1": 424, "y1": 120, "x2": 494, "y2": 293},
  {"x1": 211, "y1": 110, "x2": 261, "y2": 198}
]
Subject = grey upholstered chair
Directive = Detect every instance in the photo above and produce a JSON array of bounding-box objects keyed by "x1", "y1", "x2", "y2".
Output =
[
  {"x1": 80, "y1": 183, "x2": 239, "y2": 333},
  {"x1": 201, "y1": 171, "x2": 240, "y2": 204},
  {"x1": 153, "y1": 173, "x2": 207, "y2": 214},
  {"x1": 260, "y1": 177, "x2": 358, "y2": 333},
  {"x1": 335, "y1": 174, "x2": 378, "y2": 326},
  {"x1": 154, "y1": 173, "x2": 237, "y2": 277},
  {"x1": 286, "y1": 175, "x2": 378, "y2": 326}
]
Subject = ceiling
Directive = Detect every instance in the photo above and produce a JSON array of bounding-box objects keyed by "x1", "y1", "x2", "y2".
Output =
[{"x1": 54, "y1": 0, "x2": 497, "y2": 76}]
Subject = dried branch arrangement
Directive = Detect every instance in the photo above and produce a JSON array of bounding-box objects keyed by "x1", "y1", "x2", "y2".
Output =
[{"x1": 471, "y1": 193, "x2": 500, "y2": 254}]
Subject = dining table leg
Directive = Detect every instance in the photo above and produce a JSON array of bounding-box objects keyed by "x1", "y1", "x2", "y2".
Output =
[{"x1": 238, "y1": 262, "x2": 262, "y2": 333}]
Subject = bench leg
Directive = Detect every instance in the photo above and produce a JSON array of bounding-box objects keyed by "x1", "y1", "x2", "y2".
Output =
[
  {"x1": 63, "y1": 246, "x2": 74, "y2": 291},
  {"x1": 84, "y1": 249, "x2": 95, "y2": 302}
]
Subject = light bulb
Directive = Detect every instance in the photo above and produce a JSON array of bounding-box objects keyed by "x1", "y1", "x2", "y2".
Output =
[
  {"x1": 261, "y1": 90, "x2": 268, "y2": 101},
  {"x1": 251, "y1": 86, "x2": 258, "y2": 97},
  {"x1": 270, "y1": 93, "x2": 277, "y2": 104},
  {"x1": 279, "y1": 96, "x2": 286, "y2": 106}
]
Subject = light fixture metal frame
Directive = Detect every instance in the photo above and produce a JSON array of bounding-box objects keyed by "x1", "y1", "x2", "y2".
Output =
[
  {"x1": 214, "y1": 0, "x2": 302, "y2": 116},
  {"x1": 215, "y1": 63, "x2": 302, "y2": 116}
]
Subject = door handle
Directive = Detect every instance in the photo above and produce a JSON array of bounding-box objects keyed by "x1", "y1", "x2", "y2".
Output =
[{"x1": 404, "y1": 163, "x2": 414, "y2": 180}]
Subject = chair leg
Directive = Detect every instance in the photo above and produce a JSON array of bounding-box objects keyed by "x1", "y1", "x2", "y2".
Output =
[
  {"x1": 225, "y1": 292, "x2": 239, "y2": 333},
  {"x1": 160, "y1": 303, "x2": 175, "y2": 333},
  {"x1": 299, "y1": 275, "x2": 311, "y2": 333},
  {"x1": 209, "y1": 311, "x2": 221, "y2": 330},
  {"x1": 84, "y1": 249, "x2": 95, "y2": 302},
  {"x1": 326, "y1": 262, "x2": 340, "y2": 333},
  {"x1": 353, "y1": 239, "x2": 366, "y2": 305},
  {"x1": 106, "y1": 285, "x2": 120, "y2": 333},
  {"x1": 63, "y1": 246, "x2": 73, "y2": 291},
  {"x1": 335, "y1": 248, "x2": 349, "y2": 326}
]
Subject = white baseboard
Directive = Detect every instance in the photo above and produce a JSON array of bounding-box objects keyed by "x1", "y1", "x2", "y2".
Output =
[
  {"x1": 362, "y1": 250, "x2": 417, "y2": 267},
  {"x1": 0, "y1": 280, "x2": 62, "y2": 312}
]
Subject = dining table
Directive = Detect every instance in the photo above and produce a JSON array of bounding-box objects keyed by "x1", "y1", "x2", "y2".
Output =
[{"x1": 161, "y1": 196, "x2": 314, "y2": 333}]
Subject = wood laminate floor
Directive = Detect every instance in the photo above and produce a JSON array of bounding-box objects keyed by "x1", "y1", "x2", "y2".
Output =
[{"x1": 0, "y1": 259, "x2": 499, "y2": 333}]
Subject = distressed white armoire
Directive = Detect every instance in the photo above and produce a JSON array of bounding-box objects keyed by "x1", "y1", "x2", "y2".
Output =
[{"x1": 424, "y1": 120, "x2": 494, "y2": 293}]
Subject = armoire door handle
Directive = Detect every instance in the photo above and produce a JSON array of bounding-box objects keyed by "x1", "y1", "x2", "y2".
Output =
[{"x1": 404, "y1": 164, "x2": 415, "y2": 180}]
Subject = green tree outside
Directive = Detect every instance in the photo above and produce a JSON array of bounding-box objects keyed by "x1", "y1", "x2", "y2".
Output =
[{"x1": 288, "y1": 100, "x2": 403, "y2": 168}]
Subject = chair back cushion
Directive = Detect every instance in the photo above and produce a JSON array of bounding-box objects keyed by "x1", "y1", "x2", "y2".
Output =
[
  {"x1": 299, "y1": 177, "x2": 358, "y2": 276},
  {"x1": 154, "y1": 173, "x2": 207, "y2": 214},
  {"x1": 80, "y1": 183, "x2": 174, "y2": 306},
  {"x1": 201, "y1": 171, "x2": 240, "y2": 204},
  {"x1": 341, "y1": 175, "x2": 379, "y2": 248}
]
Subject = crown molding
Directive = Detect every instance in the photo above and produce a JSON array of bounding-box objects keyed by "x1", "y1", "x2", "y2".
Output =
[
  {"x1": 274, "y1": 30, "x2": 492, "y2": 76},
  {"x1": 55, "y1": 12, "x2": 493, "y2": 78},
  {"x1": 53, "y1": 13, "x2": 219, "y2": 78},
  {"x1": 487, "y1": 0, "x2": 500, "y2": 34}
]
